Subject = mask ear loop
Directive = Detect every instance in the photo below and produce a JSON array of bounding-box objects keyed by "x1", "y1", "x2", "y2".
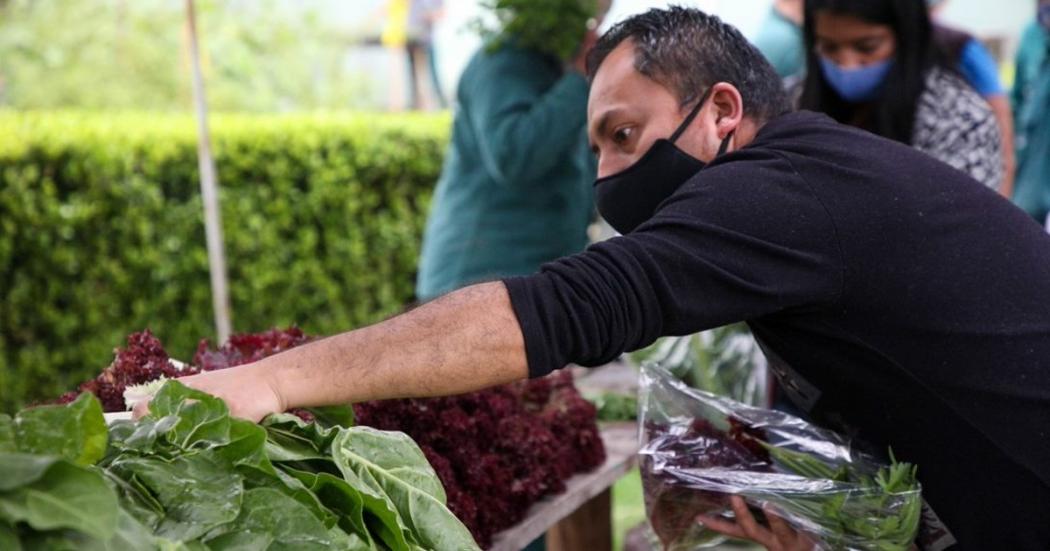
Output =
[
  {"x1": 717, "y1": 131, "x2": 735, "y2": 156},
  {"x1": 669, "y1": 86, "x2": 715, "y2": 144}
]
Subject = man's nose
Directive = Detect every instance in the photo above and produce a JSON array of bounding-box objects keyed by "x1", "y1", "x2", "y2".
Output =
[{"x1": 597, "y1": 156, "x2": 629, "y2": 180}]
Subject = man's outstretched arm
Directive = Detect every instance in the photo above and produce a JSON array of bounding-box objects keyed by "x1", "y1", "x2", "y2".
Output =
[{"x1": 141, "y1": 282, "x2": 528, "y2": 422}]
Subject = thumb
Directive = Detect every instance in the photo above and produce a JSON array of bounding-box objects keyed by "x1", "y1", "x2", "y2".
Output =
[{"x1": 132, "y1": 399, "x2": 151, "y2": 420}]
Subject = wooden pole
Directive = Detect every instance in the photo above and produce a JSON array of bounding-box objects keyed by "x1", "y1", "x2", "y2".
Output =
[{"x1": 185, "y1": 0, "x2": 232, "y2": 343}]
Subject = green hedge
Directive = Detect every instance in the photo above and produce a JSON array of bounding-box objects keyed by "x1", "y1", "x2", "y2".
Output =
[{"x1": 0, "y1": 111, "x2": 450, "y2": 412}]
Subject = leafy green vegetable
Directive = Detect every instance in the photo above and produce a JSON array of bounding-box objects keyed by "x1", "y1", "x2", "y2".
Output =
[
  {"x1": 0, "y1": 453, "x2": 118, "y2": 540},
  {"x1": 10, "y1": 393, "x2": 107, "y2": 465},
  {"x1": 761, "y1": 443, "x2": 922, "y2": 550},
  {"x1": 108, "y1": 451, "x2": 244, "y2": 541},
  {"x1": 0, "y1": 381, "x2": 480, "y2": 550},
  {"x1": 203, "y1": 488, "x2": 342, "y2": 550}
]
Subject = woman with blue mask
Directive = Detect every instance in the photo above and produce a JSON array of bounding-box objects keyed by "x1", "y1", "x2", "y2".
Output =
[{"x1": 799, "y1": 0, "x2": 1003, "y2": 192}]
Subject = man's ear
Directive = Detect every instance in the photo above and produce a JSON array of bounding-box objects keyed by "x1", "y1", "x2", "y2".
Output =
[{"x1": 708, "y1": 82, "x2": 745, "y2": 140}]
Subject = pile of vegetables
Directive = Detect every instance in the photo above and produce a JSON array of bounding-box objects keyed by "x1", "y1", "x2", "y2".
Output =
[
  {"x1": 356, "y1": 370, "x2": 605, "y2": 547},
  {"x1": 56, "y1": 329, "x2": 311, "y2": 413},
  {"x1": 53, "y1": 329, "x2": 607, "y2": 548},
  {"x1": 640, "y1": 364, "x2": 922, "y2": 551},
  {"x1": 1, "y1": 381, "x2": 478, "y2": 549}
]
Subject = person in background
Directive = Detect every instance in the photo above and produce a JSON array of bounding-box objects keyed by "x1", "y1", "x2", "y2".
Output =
[
  {"x1": 415, "y1": 0, "x2": 610, "y2": 302},
  {"x1": 405, "y1": 0, "x2": 446, "y2": 110},
  {"x1": 1011, "y1": 0, "x2": 1050, "y2": 226},
  {"x1": 381, "y1": 0, "x2": 446, "y2": 111},
  {"x1": 799, "y1": 0, "x2": 1003, "y2": 191},
  {"x1": 927, "y1": 0, "x2": 1016, "y2": 198},
  {"x1": 752, "y1": 0, "x2": 805, "y2": 81},
  {"x1": 416, "y1": 3, "x2": 610, "y2": 548}
]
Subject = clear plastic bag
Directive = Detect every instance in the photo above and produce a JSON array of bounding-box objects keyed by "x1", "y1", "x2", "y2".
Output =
[
  {"x1": 639, "y1": 363, "x2": 922, "y2": 551},
  {"x1": 630, "y1": 323, "x2": 769, "y2": 406}
]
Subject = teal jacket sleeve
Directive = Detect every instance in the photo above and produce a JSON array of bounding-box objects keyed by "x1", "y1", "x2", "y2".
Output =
[
  {"x1": 463, "y1": 48, "x2": 590, "y2": 186},
  {"x1": 1011, "y1": 24, "x2": 1037, "y2": 123}
]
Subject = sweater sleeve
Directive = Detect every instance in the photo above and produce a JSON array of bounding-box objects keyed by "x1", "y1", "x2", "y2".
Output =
[
  {"x1": 463, "y1": 48, "x2": 590, "y2": 186},
  {"x1": 504, "y1": 151, "x2": 844, "y2": 377}
]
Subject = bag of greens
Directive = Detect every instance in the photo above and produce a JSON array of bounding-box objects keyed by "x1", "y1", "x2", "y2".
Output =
[{"x1": 639, "y1": 363, "x2": 922, "y2": 551}]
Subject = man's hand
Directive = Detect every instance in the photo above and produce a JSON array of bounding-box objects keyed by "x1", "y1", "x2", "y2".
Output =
[
  {"x1": 697, "y1": 496, "x2": 817, "y2": 551},
  {"x1": 133, "y1": 362, "x2": 286, "y2": 423}
]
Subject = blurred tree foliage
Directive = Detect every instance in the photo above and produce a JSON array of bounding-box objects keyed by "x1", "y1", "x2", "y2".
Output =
[{"x1": 0, "y1": 0, "x2": 381, "y2": 111}]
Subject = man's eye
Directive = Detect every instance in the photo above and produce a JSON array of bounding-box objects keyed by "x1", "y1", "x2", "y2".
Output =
[{"x1": 613, "y1": 127, "x2": 634, "y2": 145}]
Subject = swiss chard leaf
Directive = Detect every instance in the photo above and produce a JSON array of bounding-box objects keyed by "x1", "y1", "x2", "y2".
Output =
[
  {"x1": 306, "y1": 405, "x2": 356, "y2": 429},
  {"x1": 202, "y1": 487, "x2": 346, "y2": 550},
  {"x1": 0, "y1": 519, "x2": 19, "y2": 551},
  {"x1": 106, "y1": 450, "x2": 243, "y2": 541},
  {"x1": 11, "y1": 393, "x2": 107, "y2": 466},
  {"x1": 0, "y1": 456, "x2": 118, "y2": 541},
  {"x1": 331, "y1": 427, "x2": 479, "y2": 551},
  {"x1": 262, "y1": 413, "x2": 341, "y2": 462},
  {"x1": 283, "y1": 467, "x2": 378, "y2": 550},
  {"x1": 146, "y1": 381, "x2": 231, "y2": 450},
  {"x1": 262, "y1": 416, "x2": 411, "y2": 551}
]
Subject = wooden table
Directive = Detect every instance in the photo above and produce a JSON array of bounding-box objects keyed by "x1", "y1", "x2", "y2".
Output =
[{"x1": 489, "y1": 362, "x2": 642, "y2": 551}]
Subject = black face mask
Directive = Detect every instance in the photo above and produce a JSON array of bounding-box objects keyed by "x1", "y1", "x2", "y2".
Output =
[{"x1": 594, "y1": 88, "x2": 733, "y2": 234}]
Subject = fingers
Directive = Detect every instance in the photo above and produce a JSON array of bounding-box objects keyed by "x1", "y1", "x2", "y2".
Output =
[
  {"x1": 697, "y1": 496, "x2": 775, "y2": 548},
  {"x1": 696, "y1": 513, "x2": 747, "y2": 540},
  {"x1": 131, "y1": 399, "x2": 150, "y2": 420},
  {"x1": 730, "y1": 495, "x2": 775, "y2": 548},
  {"x1": 697, "y1": 497, "x2": 818, "y2": 551},
  {"x1": 765, "y1": 504, "x2": 797, "y2": 543}
]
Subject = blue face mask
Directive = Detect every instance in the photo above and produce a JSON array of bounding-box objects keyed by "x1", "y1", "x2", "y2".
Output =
[{"x1": 819, "y1": 57, "x2": 894, "y2": 103}]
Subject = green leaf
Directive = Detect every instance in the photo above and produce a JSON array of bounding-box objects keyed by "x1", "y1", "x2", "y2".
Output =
[
  {"x1": 106, "y1": 415, "x2": 181, "y2": 456},
  {"x1": 202, "y1": 487, "x2": 344, "y2": 550},
  {"x1": 331, "y1": 427, "x2": 479, "y2": 551},
  {"x1": 214, "y1": 418, "x2": 272, "y2": 472},
  {"x1": 0, "y1": 457, "x2": 118, "y2": 541},
  {"x1": 146, "y1": 381, "x2": 232, "y2": 450},
  {"x1": 12, "y1": 393, "x2": 107, "y2": 465},
  {"x1": 236, "y1": 464, "x2": 340, "y2": 530},
  {"x1": 283, "y1": 467, "x2": 377, "y2": 550},
  {"x1": 0, "y1": 452, "x2": 62, "y2": 491},
  {"x1": 106, "y1": 450, "x2": 243, "y2": 541},
  {"x1": 261, "y1": 413, "x2": 340, "y2": 463},
  {"x1": 0, "y1": 519, "x2": 21, "y2": 551},
  {"x1": 305, "y1": 405, "x2": 356, "y2": 429}
]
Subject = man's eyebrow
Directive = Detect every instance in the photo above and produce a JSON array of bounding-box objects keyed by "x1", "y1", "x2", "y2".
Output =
[{"x1": 592, "y1": 107, "x2": 624, "y2": 140}]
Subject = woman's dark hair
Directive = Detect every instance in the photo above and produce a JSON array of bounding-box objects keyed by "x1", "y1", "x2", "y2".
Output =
[{"x1": 798, "y1": 0, "x2": 937, "y2": 144}]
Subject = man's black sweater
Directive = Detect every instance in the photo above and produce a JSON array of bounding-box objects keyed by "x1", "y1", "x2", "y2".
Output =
[{"x1": 505, "y1": 111, "x2": 1050, "y2": 549}]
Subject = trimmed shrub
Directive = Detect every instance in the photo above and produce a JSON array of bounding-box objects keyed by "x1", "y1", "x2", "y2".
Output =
[{"x1": 0, "y1": 111, "x2": 450, "y2": 411}]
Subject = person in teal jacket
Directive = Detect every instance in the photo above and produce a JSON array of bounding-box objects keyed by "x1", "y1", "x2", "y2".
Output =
[
  {"x1": 416, "y1": 7, "x2": 606, "y2": 301},
  {"x1": 1012, "y1": 2, "x2": 1050, "y2": 225},
  {"x1": 752, "y1": 0, "x2": 805, "y2": 80}
]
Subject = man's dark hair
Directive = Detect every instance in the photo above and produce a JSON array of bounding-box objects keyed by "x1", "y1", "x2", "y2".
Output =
[{"x1": 587, "y1": 6, "x2": 791, "y2": 123}]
